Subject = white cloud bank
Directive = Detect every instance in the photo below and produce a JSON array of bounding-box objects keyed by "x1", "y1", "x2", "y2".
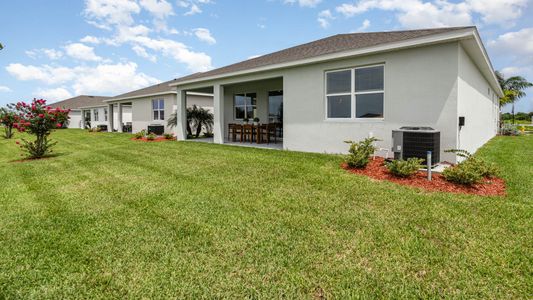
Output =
[
  {"x1": 336, "y1": 0, "x2": 528, "y2": 28},
  {"x1": 33, "y1": 87, "x2": 73, "y2": 101},
  {"x1": 64, "y1": 43, "x2": 103, "y2": 61},
  {"x1": 6, "y1": 62, "x2": 160, "y2": 96},
  {"x1": 193, "y1": 28, "x2": 216, "y2": 45}
]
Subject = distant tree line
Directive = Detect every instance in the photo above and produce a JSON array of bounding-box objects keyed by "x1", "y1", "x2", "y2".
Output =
[{"x1": 501, "y1": 112, "x2": 532, "y2": 122}]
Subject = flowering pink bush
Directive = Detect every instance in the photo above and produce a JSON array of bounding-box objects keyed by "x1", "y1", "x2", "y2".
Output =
[
  {"x1": 13, "y1": 99, "x2": 70, "y2": 159},
  {"x1": 0, "y1": 104, "x2": 17, "y2": 139}
]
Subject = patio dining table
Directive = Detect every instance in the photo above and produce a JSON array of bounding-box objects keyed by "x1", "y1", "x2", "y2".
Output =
[{"x1": 228, "y1": 123, "x2": 279, "y2": 144}]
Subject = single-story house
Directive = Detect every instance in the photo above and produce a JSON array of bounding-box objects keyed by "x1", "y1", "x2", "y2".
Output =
[
  {"x1": 49, "y1": 95, "x2": 132, "y2": 131},
  {"x1": 104, "y1": 79, "x2": 213, "y2": 135},
  {"x1": 169, "y1": 26, "x2": 503, "y2": 163}
]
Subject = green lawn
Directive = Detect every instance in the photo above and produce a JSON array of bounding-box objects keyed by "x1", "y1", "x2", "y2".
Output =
[{"x1": 0, "y1": 130, "x2": 531, "y2": 298}]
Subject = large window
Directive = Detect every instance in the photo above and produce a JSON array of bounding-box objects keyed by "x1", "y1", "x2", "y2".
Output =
[
  {"x1": 93, "y1": 109, "x2": 99, "y2": 121},
  {"x1": 104, "y1": 108, "x2": 108, "y2": 122},
  {"x1": 234, "y1": 93, "x2": 257, "y2": 120},
  {"x1": 326, "y1": 65, "x2": 384, "y2": 119},
  {"x1": 152, "y1": 99, "x2": 165, "y2": 121},
  {"x1": 268, "y1": 90, "x2": 283, "y2": 123}
]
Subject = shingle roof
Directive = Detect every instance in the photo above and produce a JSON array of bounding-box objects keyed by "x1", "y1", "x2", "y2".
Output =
[
  {"x1": 106, "y1": 78, "x2": 182, "y2": 101},
  {"x1": 48, "y1": 95, "x2": 111, "y2": 110},
  {"x1": 172, "y1": 26, "x2": 474, "y2": 85}
]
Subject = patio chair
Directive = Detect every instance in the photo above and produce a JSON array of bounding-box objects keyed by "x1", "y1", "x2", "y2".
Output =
[
  {"x1": 228, "y1": 123, "x2": 242, "y2": 142},
  {"x1": 242, "y1": 124, "x2": 254, "y2": 143}
]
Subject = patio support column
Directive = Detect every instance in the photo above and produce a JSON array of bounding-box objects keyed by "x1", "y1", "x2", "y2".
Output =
[
  {"x1": 117, "y1": 103, "x2": 123, "y2": 133},
  {"x1": 176, "y1": 89, "x2": 187, "y2": 141},
  {"x1": 107, "y1": 104, "x2": 114, "y2": 132},
  {"x1": 213, "y1": 84, "x2": 224, "y2": 144}
]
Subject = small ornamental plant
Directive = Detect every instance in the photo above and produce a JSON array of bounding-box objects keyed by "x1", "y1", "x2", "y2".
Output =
[
  {"x1": 442, "y1": 149, "x2": 499, "y2": 185},
  {"x1": 163, "y1": 133, "x2": 174, "y2": 140},
  {"x1": 0, "y1": 104, "x2": 17, "y2": 139},
  {"x1": 13, "y1": 99, "x2": 70, "y2": 159},
  {"x1": 386, "y1": 157, "x2": 424, "y2": 178},
  {"x1": 134, "y1": 130, "x2": 146, "y2": 140},
  {"x1": 344, "y1": 137, "x2": 380, "y2": 169},
  {"x1": 146, "y1": 133, "x2": 156, "y2": 141}
]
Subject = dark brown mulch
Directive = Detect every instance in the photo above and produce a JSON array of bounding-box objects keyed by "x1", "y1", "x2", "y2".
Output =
[
  {"x1": 130, "y1": 137, "x2": 174, "y2": 142},
  {"x1": 341, "y1": 158, "x2": 506, "y2": 197}
]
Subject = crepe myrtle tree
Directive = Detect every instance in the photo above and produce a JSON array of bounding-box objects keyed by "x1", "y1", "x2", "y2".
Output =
[
  {"x1": 0, "y1": 104, "x2": 17, "y2": 139},
  {"x1": 13, "y1": 99, "x2": 70, "y2": 159}
]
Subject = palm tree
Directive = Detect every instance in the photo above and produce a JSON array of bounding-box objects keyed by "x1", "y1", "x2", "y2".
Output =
[
  {"x1": 496, "y1": 71, "x2": 533, "y2": 124},
  {"x1": 0, "y1": 43, "x2": 3, "y2": 50},
  {"x1": 167, "y1": 105, "x2": 213, "y2": 138}
]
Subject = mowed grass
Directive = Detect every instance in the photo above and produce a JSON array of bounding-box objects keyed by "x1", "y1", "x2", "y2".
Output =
[{"x1": 0, "y1": 130, "x2": 531, "y2": 298}]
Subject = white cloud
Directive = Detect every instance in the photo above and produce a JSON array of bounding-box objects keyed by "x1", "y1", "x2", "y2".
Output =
[
  {"x1": 284, "y1": 0, "x2": 322, "y2": 8},
  {"x1": 6, "y1": 62, "x2": 160, "y2": 96},
  {"x1": 139, "y1": 0, "x2": 174, "y2": 19},
  {"x1": 6, "y1": 64, "x2": 79, "y2": 84},
  {"x1": 0, "y1": 86, "x2": 12, "y2": 92},
  {"x1": 132, "y1": 45, "x2": 157, "y2": 62},
  {"x1": 33, "y1": 87, "x2": 73, "y2": 101},
  {"x1": 178, "y1": 0, "x2": 212, "y2": 15},
  {"x1": 317, "y1": 9, "x2": 334, "y2": 29},
  {"x1": 84, "y1": 0, "x2": 141, "y2": 27},
  {"x1": 65, "y1": 43, "x2": 103, "y2": 61},
  {"x1": 488, "y1": 28, "x2": 533, "y2": 59},
  {"x1": 80, "y1": 35, "x2": 101, "y2": 44},
  {"x1": 335, "y1": 0, "x2": 527, "y2": 28},
  {"x1": 357, "y1": 19, "x2": 371, "y2": 31},
  {"x1": 193, "y1": 28, "x2": 216, "y2": 44},
  {"x1": 25, "y1": 48, "x2": 63, "y2": 60}
]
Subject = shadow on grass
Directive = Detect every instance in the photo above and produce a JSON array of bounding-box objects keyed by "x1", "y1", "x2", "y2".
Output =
[{"x1": 9, "y1": 153, "x2": 67, "y2": 163}]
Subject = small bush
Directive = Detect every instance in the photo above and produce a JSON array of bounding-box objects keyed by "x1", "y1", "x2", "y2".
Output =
[
  {"x1": 442, "y1": 149, "x2": 499, "y2": 185},
  {"x1": 442, "y1": 162, "x2": 483, "y2": 185},
  {"x1": 344, "y1": 137, "x2": 380, "y2": 169},
  {"x1": 501, "y1": 124, "x2": 519, "y2": 136},
  {"x1": 134, "y1": 130, "x2": 146, "y2": 139},
  {"x1": 146, "y1": 133, "x2": 156, "y2": 141},
  {"x1": 386, "y1": 158, "x2": 424, "y2": 178},
  {"x1": 163, "y1": 133, "x2": 174, "y2": 140}
]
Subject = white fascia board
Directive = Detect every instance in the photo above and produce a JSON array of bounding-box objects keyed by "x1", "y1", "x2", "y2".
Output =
[
  {"x1": 170, "y1": 28, "x2": 476, "y2": 87},
  {"x1": 103, "y1": 91, "x2": 177, "y2": 103},
  {"x1": 186, "y1": 92, "x2": 214, "y2": 97}
]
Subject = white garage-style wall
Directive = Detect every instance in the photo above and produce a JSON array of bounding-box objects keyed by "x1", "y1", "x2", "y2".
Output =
[
  {"x1": 457, "y1": 44, "x2": 499, "y2": 157},
  {"x1": 67, "y1": 110, "x2": 82, "y2": 129}
]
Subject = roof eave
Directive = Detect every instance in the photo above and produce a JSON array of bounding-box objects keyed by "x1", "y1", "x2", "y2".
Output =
[
  {"x1": 170, "y1": 28, "x2": 477, "y2": 87},
  {"x1": 104, "y1": 91, "x2": 177, "y2": 102}
]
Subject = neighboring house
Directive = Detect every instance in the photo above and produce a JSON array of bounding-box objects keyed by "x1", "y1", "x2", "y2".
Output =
[
  {"x1": 49, "y1": 95, "x2": 132, "y2": 131},
  {"x1": 169, "y1": 26, "x2": 503, "y2": 163},
  {"x1": 104, "y1": 80, "x2": 213, "y2": 134},
  {"x1": 48, "y1": 95, "x2": 111, "y2": 129}
]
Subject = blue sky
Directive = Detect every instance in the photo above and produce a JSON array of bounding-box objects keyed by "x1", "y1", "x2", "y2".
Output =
[{"x1": 0, "y1": 0, "x2": 532, "y2": 112}]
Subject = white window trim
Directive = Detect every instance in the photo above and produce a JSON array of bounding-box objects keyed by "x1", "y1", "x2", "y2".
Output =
[
  {"x1": 152, "y1": 99, "x2": 165, "y2": 121},
  {"x1": 325, "y1": 64, "x2": 385, "y2": 121},
  {"x1": 233, "y1": 92, "x2": 257, "y2": 120},
  {"x1": 93, "y1": 109, "x2": 99, "y2": 122}
]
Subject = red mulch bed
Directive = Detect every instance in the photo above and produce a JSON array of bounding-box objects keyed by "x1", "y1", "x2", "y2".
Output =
[
  {"x1": 130, "y1": 137, "x2": 174, "y2": 142},
  {"x1": 341, "y1": 158, "x2": 506, "y2": 197}
]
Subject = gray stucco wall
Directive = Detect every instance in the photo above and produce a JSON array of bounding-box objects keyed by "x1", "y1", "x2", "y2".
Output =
[
  {"x1": 130, "y1": 93, "x2": 214, "y2": 134},
  {"x1": 283, "y1": 42, "x2": 460, "y2": 162},
  {"x1": 457, "y1": 44, "x2": 499, "y2": 157}
]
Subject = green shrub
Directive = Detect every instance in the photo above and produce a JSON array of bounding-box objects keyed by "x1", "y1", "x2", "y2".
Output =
[
  {"x1": 442, "y1": 162, "x2": 483, "y2": 185},
  {"x1": 386, "y1": 158, "x2": 424, "y2": 178},
  {"x1": 344, "y1": 137, "x2": 380, "y2": 169},
  {"x1": 146, "y1": 133, "x2": 156, "y2": 141},
  {"x1": 163, "y1": 133, "x2": 174, "y2": 140},
  {"x1": 442, "y1": 149, "x2": 499, "y2": 185},
  {"x1": 134, "y1": 130, "x2": 146, "y2": 139}
]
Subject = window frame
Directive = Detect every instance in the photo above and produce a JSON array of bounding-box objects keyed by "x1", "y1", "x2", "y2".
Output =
[
  {"x1": 233, "y1": 92, "x2": 257, "y2": 120},
  {"x1": 152, "y1": 99, "x2": 165, "y2": 121},
  {"x1": 104, "y1": 108, "x2": 108, "y2": 122},
  {"x1": 325, "y1": 64, "x2": 385, "y2": 121},
  {"x1": 93, "y1": 109, "x2": 99, "y2": 122}
]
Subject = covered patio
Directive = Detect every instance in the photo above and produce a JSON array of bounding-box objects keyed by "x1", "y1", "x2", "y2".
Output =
[{"x1": 174, "y1": 76, "x2": 284, "y2": 149}]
